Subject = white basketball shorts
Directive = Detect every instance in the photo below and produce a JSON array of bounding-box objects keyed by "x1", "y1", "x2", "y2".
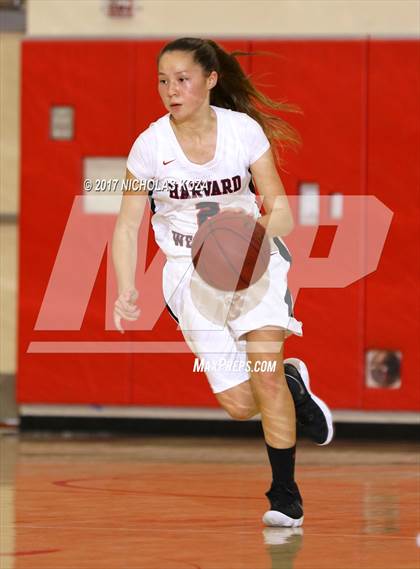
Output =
[{"x1": 162, "y1": 238, "x2": 303, "y2": 394}]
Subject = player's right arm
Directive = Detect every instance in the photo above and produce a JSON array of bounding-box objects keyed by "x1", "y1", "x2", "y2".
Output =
[{"x1": 111, "y1": 168, "x2": 149, "y2": 332}]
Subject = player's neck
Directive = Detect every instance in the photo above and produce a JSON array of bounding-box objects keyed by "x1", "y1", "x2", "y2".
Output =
[{"x1": 170, "y1": 105, "x2": 215, "y2": 139}]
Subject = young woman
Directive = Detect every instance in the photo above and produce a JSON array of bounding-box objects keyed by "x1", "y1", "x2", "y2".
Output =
[{"x1": 112, "y1": 37, "x2": 333, "y2": 527}]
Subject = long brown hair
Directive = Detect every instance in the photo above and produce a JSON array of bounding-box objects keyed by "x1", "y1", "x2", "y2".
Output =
[{"x1": 158, "y1": 37, "x2": 302, "y2": 167}]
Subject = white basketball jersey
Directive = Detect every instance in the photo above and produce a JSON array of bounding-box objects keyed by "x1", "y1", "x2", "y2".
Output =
[{"x1": 127, "y1": 105, "x2": 270, "y2": 260}]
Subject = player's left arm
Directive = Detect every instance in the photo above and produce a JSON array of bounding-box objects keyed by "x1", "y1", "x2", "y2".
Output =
[{"x1": 250, "y1": 148, "x2": 295, "y2": 238}]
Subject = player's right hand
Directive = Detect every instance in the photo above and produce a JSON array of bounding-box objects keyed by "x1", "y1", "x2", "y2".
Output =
[{"x1": 113, "y1": 289, "x2": 140, "y2": 334}]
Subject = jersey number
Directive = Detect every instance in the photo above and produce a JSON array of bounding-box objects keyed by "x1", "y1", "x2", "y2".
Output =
[{"x1": 195, "y1": 202, "x2": 220, "y2": 226}]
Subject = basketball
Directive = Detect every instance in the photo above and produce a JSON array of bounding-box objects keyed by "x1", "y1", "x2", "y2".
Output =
[{"x1": 191, "y1": 210, "x2": 270, "y2": 291}]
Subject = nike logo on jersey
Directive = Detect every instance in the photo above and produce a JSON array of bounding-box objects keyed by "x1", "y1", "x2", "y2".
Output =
[{"x1": 163, "y1": 159, "x2": 176, "y2": 166}]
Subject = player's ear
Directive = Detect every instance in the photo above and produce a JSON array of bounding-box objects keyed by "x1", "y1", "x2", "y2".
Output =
[{"x1": 208, "y1": 70, "x2": 218, "y2": 90}]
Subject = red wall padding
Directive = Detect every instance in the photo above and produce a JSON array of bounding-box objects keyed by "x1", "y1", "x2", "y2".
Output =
[
  {"x1": 18, "y1": 39, "x2": 420, "y2": 411},
  {"x1": 362, "y1": 40, "x2": 420, "y2": 410},
  {"x1": 250, "y1": 40, "x2": 367, "y2": 409}
]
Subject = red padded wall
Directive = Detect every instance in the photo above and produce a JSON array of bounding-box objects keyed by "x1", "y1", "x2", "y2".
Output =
[
  {"x1": 18, "y1": 40, "x2": 251, "y2": 408},
  {"x1": 250, "y1": 40, "x2": 367, "y2": 408},
  {"x1": 18, "y1": 39, "x2": 420, "y2": 412},
  {"x1": 362, "y1": 40, "x2": 420, "y2": 410},
  {"x1": 18, "y1": 41, "x2": 137, "y2": 404}
]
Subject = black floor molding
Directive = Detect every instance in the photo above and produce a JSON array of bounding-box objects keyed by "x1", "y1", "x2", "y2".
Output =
[{"x1": 19, "y1": 416, "x2": 420, "y2": 441}]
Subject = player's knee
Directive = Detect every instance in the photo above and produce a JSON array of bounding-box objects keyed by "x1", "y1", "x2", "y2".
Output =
[{"x1": 224, "y1": 404, "x2": 254, "y2": 421}]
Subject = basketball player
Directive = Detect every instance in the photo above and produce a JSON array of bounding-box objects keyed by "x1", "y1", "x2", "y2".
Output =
[{"x1": 112, "y1": 38, "x2": 333, "y2": 527}]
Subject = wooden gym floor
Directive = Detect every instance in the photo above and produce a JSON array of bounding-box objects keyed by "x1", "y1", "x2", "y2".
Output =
[{"x1": 0, "y1": 433, "x2": 419, "y2": 569}]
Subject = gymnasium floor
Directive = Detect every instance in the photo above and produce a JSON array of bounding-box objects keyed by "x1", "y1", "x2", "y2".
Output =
[{"x1": 0, "y1": 433, "x2": 419, "y2": 569}]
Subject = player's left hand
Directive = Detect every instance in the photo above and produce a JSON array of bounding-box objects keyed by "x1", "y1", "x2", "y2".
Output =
[{"x1": 113, "y1": 289, "x2": 140, "y2": 334}]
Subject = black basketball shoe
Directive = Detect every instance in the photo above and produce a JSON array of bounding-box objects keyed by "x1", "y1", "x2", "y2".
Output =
[
  {"x1": 284, "y1": 358, "x2": 334, "y2": 446},
  {"x1": 263, "y1": 482, "x2": 304, "y2": 527}
]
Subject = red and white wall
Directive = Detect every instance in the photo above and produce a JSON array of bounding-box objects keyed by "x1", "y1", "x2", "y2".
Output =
[{"x1": 17, "y1": 36, "x2": 420, "y2": 418}]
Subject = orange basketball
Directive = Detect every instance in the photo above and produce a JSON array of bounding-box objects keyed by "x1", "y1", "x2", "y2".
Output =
[{"x1": 191, "y1": 211, "x2": 270, "y2": 291}]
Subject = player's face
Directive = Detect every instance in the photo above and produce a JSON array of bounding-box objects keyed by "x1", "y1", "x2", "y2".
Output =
[{"x1": 158, "y1": 51, "x2": 217, "y2": 118}]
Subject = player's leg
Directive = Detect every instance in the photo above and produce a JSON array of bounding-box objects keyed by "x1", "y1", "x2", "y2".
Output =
[
  {"x1": 178, "y1": 289, "x2": 302, "y2": 526},
  {"x1": 214, "y1": 357, "x2": 334, "y2": 447},
  {"x1": 230, "y1": 248, "x2": 333, "y2": 446},
  {"x1": 214, "y1": 380, "x2": 258, "y2": 420},
  {"x1": 246, "y1": 326, "x2": 303, "y2": 527}
]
